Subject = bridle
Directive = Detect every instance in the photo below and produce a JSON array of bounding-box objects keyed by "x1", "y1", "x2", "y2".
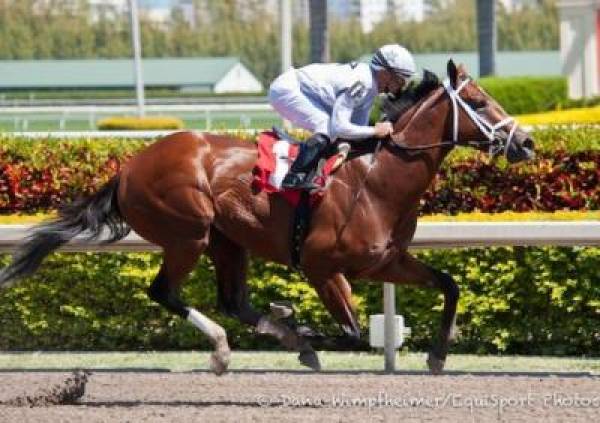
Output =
[
  {"x1": 443, "y1": 76, "x2": 518, "y2": 157},
  {"x1": 390, "y1": 76, "x2": 518, "y2": 158}
]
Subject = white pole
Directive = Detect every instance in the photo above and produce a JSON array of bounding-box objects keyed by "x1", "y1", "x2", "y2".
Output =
[
  {"x1": 280, "y1": 0, "x2": 292, "y2": 129},
  {"x1": 280, "y1": 0, "x2": 292, "y2": 72},
  {"x1": 383, "y1": 283, "x2": 396, "y2": 373},
  {"x1": 129, "y1": 0, "x2": 145, "y2": 117}
]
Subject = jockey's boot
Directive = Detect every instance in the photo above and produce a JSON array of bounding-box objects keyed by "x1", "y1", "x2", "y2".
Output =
[{"x1": 282, "y1": 133, "x2": 330, "y2": 190}]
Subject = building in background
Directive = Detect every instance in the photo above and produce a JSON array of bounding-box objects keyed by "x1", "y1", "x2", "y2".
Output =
[
  {"x1": 138, "y1": 0, "x2": 172, "y2": 26},
  {"x1": 329, "y1": 0, "x2": 434, "y2": 32},
  {"x1": 88, "y1": 0, "x2": 128, "y2": 21},
  {"x1": 173, "y1": 0, "x2": 195, "y2": 26},
  {"x1": 389, "y1": 0, "x2": 429, "y2": 22},
  {"x1": 557, "y1": 0, "x2": 600, "y2": 98},
  {"x1": 0, "y1": 57, "x2": 264, "y2": 94},
  {"x1": 329, "y1": 0, "x2": 386, "y2": 32},
  {"x1": 498, "y1": 0, "x2": 540, "y2": 12}
]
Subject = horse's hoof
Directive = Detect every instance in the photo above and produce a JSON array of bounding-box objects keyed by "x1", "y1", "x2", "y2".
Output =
[
  {"x1": 270, "y1": 301, "x2": 294, "y2": 320},
  {"x1": 209, "y1": 350, "x2": 231, "y2": 376},
  {"x1": 298, "y1": 349, "x2": 321, "y2": 372},
  {"x1": 426, "y1": 352, "x2": 445, "y2": 375}
]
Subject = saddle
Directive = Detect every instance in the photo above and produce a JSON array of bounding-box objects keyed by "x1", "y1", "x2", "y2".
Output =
[
  {"x1": 252, "y1": 128, "x2": 350, "y2": 206},
  {"x1": 252, "y1": 128, "x2": 353, "y2": 269}
]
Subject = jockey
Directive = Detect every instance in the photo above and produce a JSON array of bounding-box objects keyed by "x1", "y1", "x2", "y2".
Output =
[{"x1": 268, "y1": 43, "x2": 417, "y2": 189}]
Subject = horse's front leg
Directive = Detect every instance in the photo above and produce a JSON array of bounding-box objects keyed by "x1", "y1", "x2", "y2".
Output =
[
  {"x1": 307, "y1": 273, "x2": 362, "y2": 339},
  {"x1": 368, "y1": 251, "x2": 460, "y2": 375}
]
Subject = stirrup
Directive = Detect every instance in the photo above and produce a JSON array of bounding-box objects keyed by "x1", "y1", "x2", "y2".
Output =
[{"x1": 281, "y1": 172, "x2": 319, "y2": 191}]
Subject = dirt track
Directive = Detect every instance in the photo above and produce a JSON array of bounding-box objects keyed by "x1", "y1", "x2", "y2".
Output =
[{"x1": 0, "y1": 371, "x2": 599, "y2": 422}]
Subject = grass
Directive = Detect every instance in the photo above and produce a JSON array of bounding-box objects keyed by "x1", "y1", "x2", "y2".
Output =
[{"x1": 0, "y1": 351, "x2": 598, "y2": 374}]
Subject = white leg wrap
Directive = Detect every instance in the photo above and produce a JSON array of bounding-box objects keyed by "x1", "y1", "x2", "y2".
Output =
[{"x1": 187, "y1": 307, "x2": 220, "y2": 339}]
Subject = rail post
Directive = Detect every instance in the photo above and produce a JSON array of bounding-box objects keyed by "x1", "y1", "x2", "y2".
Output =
[{"x1": 383, "y1": 282, "x2": 396, "y2": 373}]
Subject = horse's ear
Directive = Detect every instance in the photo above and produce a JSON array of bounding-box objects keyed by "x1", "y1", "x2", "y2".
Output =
[{"x1": 447, "y1": 59, "x2": 458, "y2": 89}]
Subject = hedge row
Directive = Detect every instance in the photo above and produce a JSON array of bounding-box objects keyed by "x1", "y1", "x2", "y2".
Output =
[
  {"x1": 422, "y1": 149, "x2": 599, "y2": 213},
  {"x1": 96, "y1": 116, "x2": 185, "y2": 130},
  {"x1": 477, "y1": 76, "x2": 567, "y2": 115},
  {"x1": 0, "y1": 247, "x2": 597, "y2": 355},
  {"x1": 0, "y1": 127, "x2": 598, "y2": 214}
]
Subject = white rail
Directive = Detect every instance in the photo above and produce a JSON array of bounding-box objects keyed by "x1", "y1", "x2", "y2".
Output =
[
  {"x1": 0, "y1": 221, "x2": 598, "y2": 373},
  {"x1": 1, "y1": 221, "x2": 599, "y2": 252},
  {"x1": 5, "y1": 129, "x2": 257, "y2": 139},
  {"x1": 0, "y1": 104, "x2": 273, "y2": 114},
  {"x1": 0, "y1": 104, "x2": 278, "y2": 131}
]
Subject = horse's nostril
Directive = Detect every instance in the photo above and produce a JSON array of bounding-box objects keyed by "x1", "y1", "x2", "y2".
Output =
[{"x1": 523, "y1": 138, "x2": 534, "y2": 150}]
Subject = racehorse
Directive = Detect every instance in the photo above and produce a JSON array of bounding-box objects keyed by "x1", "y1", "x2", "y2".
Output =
[{"x1": 0, "y1": 61, "x2": 534, "y2": 375}]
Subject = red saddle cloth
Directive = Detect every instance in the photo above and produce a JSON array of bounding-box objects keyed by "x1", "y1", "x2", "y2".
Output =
[{"x1": 252, "y1": 130, "x2": 338, "y2": 207}]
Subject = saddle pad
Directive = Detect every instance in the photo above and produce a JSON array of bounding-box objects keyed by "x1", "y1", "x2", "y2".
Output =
[{"x1": 252, "y1": 131, "x2": 339, "y2": 207}]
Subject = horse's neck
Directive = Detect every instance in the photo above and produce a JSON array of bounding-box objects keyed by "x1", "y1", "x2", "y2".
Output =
[{"x1": 360, "y1": 93, "x2": 451, "y2": 221}]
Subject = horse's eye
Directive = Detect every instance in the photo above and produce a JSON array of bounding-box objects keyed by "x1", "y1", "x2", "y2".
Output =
[{"x1": 469, "y1": 99, "x2": 487, "y2": 110}]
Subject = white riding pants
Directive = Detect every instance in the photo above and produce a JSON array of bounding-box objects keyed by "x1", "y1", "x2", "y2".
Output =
[{"x1": 268, "y1": 69, "x2": 331, "y2": 138}]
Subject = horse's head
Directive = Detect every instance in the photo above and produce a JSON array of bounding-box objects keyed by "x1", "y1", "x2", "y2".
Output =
[{"x1": 444, "y1": 60, "x2": 535, "y2": 163}]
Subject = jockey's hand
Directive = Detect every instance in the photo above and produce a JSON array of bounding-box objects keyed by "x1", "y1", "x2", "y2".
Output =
[{"x1": 374, "y1": 121, "x2": 394, "y2": 138}]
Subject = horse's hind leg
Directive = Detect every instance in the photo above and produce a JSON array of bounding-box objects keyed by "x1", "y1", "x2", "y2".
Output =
[
  {"x1": 207, "y1": 229, "x2": 320, "y2": 371},
  {"x1": 148, "y1": 241, "x2": 231, "y2": 375}
]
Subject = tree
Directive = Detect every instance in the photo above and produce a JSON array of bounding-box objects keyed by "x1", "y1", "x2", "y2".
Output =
[
  {"x1": 309, "y1": 0, "x2": 328, "y2": 63},
  {"x1": 476, "y1": 0, "x2": 496, "y2": 76}
]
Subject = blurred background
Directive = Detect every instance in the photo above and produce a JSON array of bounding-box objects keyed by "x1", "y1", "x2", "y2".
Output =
[{"x1": 1, "y1": 0, "x2": 595, "y2": 131}]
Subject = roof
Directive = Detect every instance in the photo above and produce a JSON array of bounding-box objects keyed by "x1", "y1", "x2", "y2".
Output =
[
  {"x1": 359, "y1": 50, "x2": 561, "y2": 78},
  {"x1": 0, "y1": 57, "x2": 246, "y2": 89}
]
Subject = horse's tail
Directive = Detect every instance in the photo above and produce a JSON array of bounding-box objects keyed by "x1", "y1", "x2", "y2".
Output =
[{"x1": 0, "y1": 175, "x2": 130, "y2": 288}]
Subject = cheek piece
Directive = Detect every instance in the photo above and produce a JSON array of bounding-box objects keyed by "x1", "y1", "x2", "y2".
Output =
[{"x1": 443, "y1": 77, "x2": 517, "y2": 158}]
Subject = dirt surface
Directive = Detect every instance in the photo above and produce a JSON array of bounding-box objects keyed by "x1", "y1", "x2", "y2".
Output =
[{"x1": 0, "y1": 371, "x2": 598, "y2": 422}]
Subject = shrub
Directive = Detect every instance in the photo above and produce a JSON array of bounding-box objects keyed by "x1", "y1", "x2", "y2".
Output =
[
  {"x1": 477, "y1": 76, "x2": 567, "y2": 115},
  {"x1": 422, "y1": 150, "x2": 599, "y2": 214},
  {"x1": 96, "y1": 116, "x2": 184, "y2": 130},
  {"x1": 0, "y1": 128, "x2": 597, "y2": 355},
  {"x1": 0, "y1": 128, "x2": 598, "y2": 213},
  {"x1": 0, "y1": 247, "x2": 598, "y2": 355},
  {"x1": 556, "y1": 95, "x2": 600, "y2": 110}
]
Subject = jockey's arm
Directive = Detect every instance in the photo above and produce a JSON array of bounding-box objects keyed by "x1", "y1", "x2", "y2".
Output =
[
  {"x1": 329, "y1": 84, "x2": 376, "y2": 141},
  {"x1": 353, "y1": 102, "x2": 371, "y2": 127}
]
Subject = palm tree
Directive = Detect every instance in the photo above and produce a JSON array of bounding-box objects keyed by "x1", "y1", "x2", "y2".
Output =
[
  {"x1": 476, "y1": 0, "x2": 496, "y2": 76},
  {"x1": 309, "y1": 0, "x2": 329, "y2": 63}
]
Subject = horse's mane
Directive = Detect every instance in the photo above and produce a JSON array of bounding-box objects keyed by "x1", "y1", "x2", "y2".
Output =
[{"x1": 381, "y1": 70, "x2": 440, "y2": 123}]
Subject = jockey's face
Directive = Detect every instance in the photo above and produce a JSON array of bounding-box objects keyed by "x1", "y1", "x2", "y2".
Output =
[{"x1": 376, "y1": 70, "x2": 406, "y2": 97}]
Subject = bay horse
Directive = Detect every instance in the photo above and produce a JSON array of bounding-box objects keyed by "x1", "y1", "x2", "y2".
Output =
[{"x1": 0, "y1": 61, "x2": 534, "y2": 375}]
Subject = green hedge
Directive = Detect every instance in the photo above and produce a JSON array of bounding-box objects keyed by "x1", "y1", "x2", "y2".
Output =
[
  {"x1": 0, "y1": 128, "x2": 597, "y2": 354},
  {"x1": 96, "y1": 116, "x2": 185, "y2": 130},
  {"x1": 478, "y1": 76, "x2": 567, "y2": 115},
  {"x1": 1, "y1": 127, "x2": 597, "y2": 213},
  {"x1": 0, "y1": 247, "x2": 598, "y2": 355}
]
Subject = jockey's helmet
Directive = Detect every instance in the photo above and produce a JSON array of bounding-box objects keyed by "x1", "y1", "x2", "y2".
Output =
[{"x1": 371, "y1": 44, "x2": 416, "y2": 80}]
